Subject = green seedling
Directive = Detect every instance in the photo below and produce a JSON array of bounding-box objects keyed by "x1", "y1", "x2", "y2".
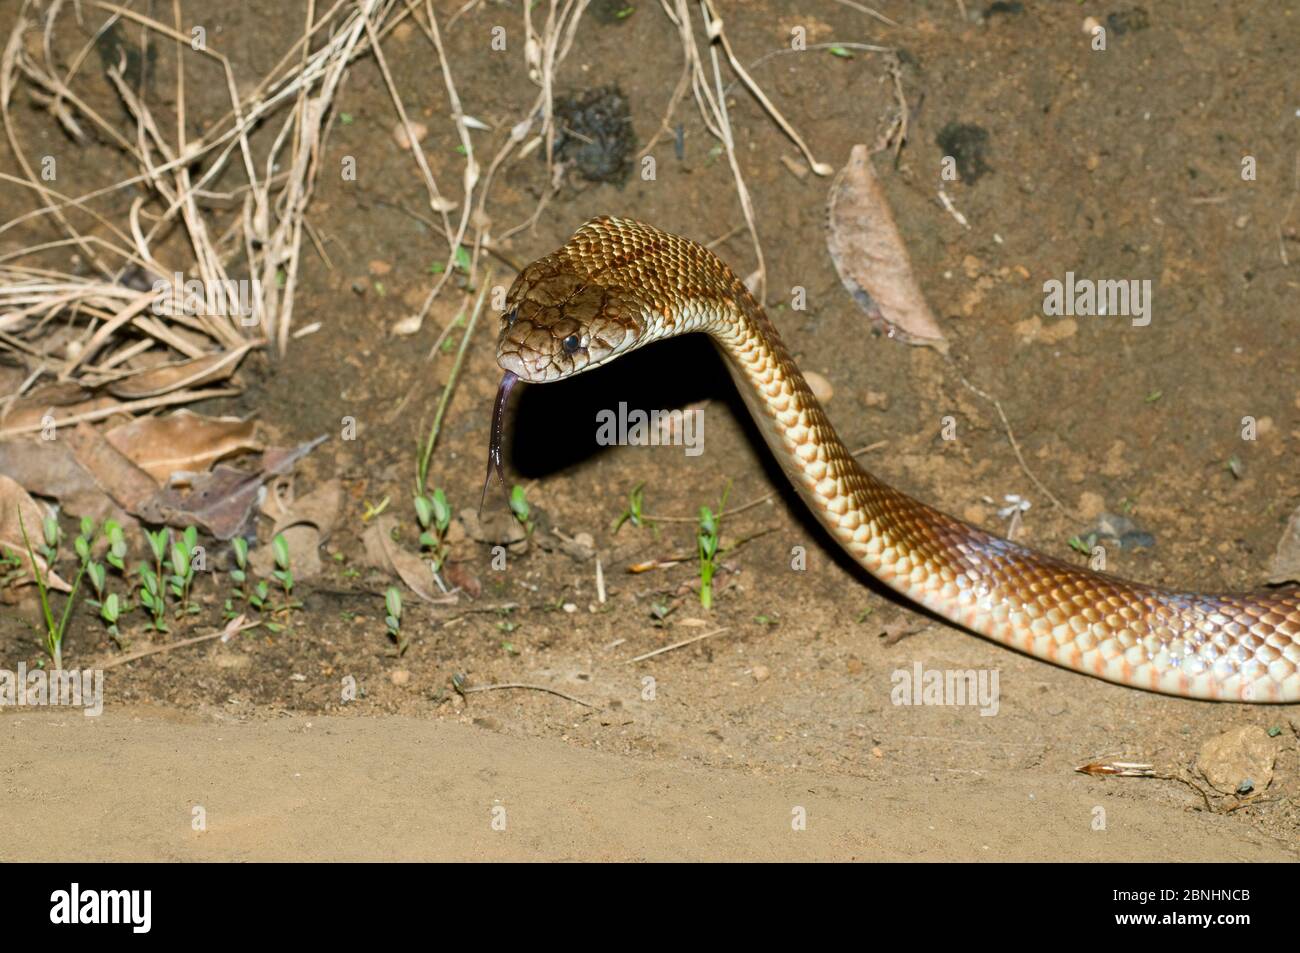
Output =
[
  {"x1": 103, "y1": 519, "x2": 128, "y2": 573},
  {"x1": 0, "y1": 547, "x2": 24, "y2": 588},
  {"x1": 385, "y1": 586, "x2": 406, "y2": 655},
  {"x1": 18, "y1": 509, "x2": 91, "y2": 669},
  {"x1": 612, "y1": 482, "x2": 650, "y2": 533},
  {"x1": 696, "y1": 483, "x2": 731, "y2": 610},
  {"x1": 272, "y1": 533, "x2": 294, "y2": 598},
  {"x1": 224, "y1": 536, "x2": 250, "y2": 620},
  {"x1": 415, "y1": 487, "x2": 453, "y2": 570},
  {"x1": 100, "y1": 592, "x2": 124, "y2": 646},
  {"x1": 509, "y1": 485, "x2": 532, "y2": 533},
  {"x1": 135, "y1": 563, "x2": 168, "y2": 633},
  {"x1": 144, "y1": 527, "x2": 170, "y2": 602},
  {"x1": 248, "y1": 579, "x2": 270, "y2": 612},
  {"x1": 167, "y1": 526, "x2": 200, "y2": 615}
]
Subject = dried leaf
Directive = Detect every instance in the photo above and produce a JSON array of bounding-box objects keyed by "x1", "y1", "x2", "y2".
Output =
[
  {"x1": 136, "y1": 436, "x2": 327, "y2": 540},
  {"x1": 105, "y1": 344, "x2": 252, "y2": 400},
  {"x1": 0, "y1": 474, "x2": 70, "y2": 591},
  {"x1": 0, "y1": 439, "x2": 122, "y2": 521},
  {"x1": 64, "y1": 423, "x2": 158, "y2": 513},
  {"x1": 105, "y1": 410, "x2": 262, "y2": 483},
  {"x1": 827, "y1": 144, "x2": 948, "y2": 352},
  {"x1": 362, "y1": 513, "x2": 456, "y2": 605},
  {"x1": 270, "y1": 479, "x2": 342, "y2": 541},
  {"x1": 249, "y1": 524, "x2": 323, "y2": 580}
]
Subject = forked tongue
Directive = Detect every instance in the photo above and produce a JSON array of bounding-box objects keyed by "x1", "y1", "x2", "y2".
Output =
[{"x1": 480, "y1": 370, "x2": 520, "y2": 514}]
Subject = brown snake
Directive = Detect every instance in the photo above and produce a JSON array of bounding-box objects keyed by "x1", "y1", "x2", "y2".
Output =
[{"x1": 490, "y1": 217, "x2": 1300, "y2": 702}]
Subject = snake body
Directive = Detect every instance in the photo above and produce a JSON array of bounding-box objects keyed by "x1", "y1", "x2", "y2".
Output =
[{"x1": 494, "y1": 217, "x2": 1300, "y2": 702}]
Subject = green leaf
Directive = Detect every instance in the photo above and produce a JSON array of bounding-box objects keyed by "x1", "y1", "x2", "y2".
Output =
[
  {"x1": 414, "y1": 494, "x2": 433, "y2": 529},
  {"x1": 509, "y1": 485, "x2": 530, "y2": 522},
  {"x1": 233, "y1": 537, "x2": 249, "y2": 569},
  {"x1": 385, "y1": 587, "x2": 402, "y2": 621},
  {"x1": 272, "y1": 533, "x2": 290, "y2": 572}
]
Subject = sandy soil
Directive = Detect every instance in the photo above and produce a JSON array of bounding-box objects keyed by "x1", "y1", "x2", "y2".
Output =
[
  {"x1": 3, "y1": 707, "x2": 1293, "y2": 861},
  {"x1": 1, "y1": 2, "x2": 1298, "y2": 860}
]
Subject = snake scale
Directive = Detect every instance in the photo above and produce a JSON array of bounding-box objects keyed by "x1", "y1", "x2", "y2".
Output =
[{"x1": 490, "y1": 216, "x2": 1300, "y2": 702}]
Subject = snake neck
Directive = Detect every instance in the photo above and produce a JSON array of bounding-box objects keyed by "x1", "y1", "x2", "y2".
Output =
[{"x1": 705, "y1": 290, "x2": 893, "y2": 555}]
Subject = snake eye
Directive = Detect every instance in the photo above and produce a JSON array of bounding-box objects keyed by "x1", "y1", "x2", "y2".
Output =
[
  {"x1": 561, "y1": 334, "x2": 581, "y2": 354},
  {"x1": 505, "y1": 307, "x2": 518, "y2": 327}
]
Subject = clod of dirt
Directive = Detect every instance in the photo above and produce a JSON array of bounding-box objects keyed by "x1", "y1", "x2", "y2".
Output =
[
  {"x1": 554, "y1": 85, "x2": 634, "y2": 184},
  {"x1": 1196, "y1": 725, "x2": 1276, "y2": 795},
  {"x1": 983, "y1": 2, "x2": 1025, "y2": 20},
  {"x1": 1107, "y1": 8, "x2": 1151, "y2": 35},
  {"x1": 458, "y1": 507, "x2": 527, "y2": 554},
  {"x1": 935, "y1": 122, "x2": 992, "y2": 185}
]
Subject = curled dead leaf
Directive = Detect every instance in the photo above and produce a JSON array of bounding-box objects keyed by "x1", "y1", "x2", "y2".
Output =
[
  {"x1": 0, "y1": 474, "x2": 70, "y2": 591},
  {"x1": 362, "y1": 513, "x2": 457, "y2": 606},
  {"x1": 105, "y1": 410, "x2": 262, "y2": 483},
  {"x1": 827, "y1": 144, "x2": 949, "y2": 352}
]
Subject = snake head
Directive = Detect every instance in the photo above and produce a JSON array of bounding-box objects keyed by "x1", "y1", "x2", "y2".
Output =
[{"x1": 495, "y1": 257, "x2": 644, "y2": 383}]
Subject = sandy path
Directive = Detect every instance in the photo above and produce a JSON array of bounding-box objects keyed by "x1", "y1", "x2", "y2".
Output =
[{"x1": 2, "y1": 709, "x2": 1292, "y2": 861}]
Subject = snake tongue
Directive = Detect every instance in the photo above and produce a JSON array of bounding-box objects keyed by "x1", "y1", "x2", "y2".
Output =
[{"x1": 480, "y1": 369, "x2": 520, "y2": 515}]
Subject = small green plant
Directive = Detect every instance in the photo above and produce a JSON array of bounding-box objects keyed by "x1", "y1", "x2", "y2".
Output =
[
  {"x1": 17, "y1": 509, "x2": 90, "y2": 669},
  {"x1": 224, "y1": 537, "x2": 250, "y2": 619},
  {"x1": 1068, "y1": 533, "x2": 1098, "y2": 557},
  {"x1": 100, "y1": 593, "x2": 123, "y2": 646},
  {"x1": 167, "y1": 526, "x2": 200, "y2": 615},
  {"x1": 103, "y1": 519, "x2": 128, "y2": 573},
  {"x1": 0, "y1": 546, "x2": 24, "y2": 588},
  {"x1": 696, "y1": 484, "x2": 731, "y2": 610},
  {"x1": 612, "y1": 482, "x2": 650, "y2": 533},
  {"x1": 414, "y1": 488, "x2": 453, "y2": 570},
  {"x1": 384, "y1": 586, "x2": 406, "y2": 655},
  {"x1": 142, "y1": 527, "x2": 170, "y2": 625},
  {"x1": 135, "y1": 562, "x2": 168, "y2": 633},
  {"x1": 509, "y1": 485, "x2": 532, "y2": 533},
  {"x1": 272, "y1": 533, "x2": 294, "y2": 599}
]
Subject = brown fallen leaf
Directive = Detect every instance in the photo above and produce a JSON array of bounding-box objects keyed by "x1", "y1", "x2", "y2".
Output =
[
  {"x1": 0, "y1": 474, "x2": 70, "y2": 591},
  {"x1": 105, "y1": 410, "x2": 262, "y2": 483},
  {"x1": 0, "y1": 395, "x2": 121, "y2": 434},
  {"x1": 270, "y1": 479, "x2": 342, "y2": 541},
  {"x1": 1267, "y1": 502, "x2": 1300, "y2": 585},
  {"x1": 362, "y1": 513, "x2": 456, "y2": 606},
  {"x1": 827, "y1": 144, "x2": 949, "y2": 352},
  {"x1": 0, "y1": 438, "x2": 128, "y2": 523},
  {"x1": 64, "y1": 423, "x2": 158, "y2": 514},
  {"x1": 246, "y1": 479, "x2": 343, "y2": 582},
  {"x1": 250, "y1": 523, "x2": 323, "y2": 580},
  {"x1": 105, "y1": 344, "x2": 253, "y2": 400},
  {"x1": 137, "y1": 436, "x2": 327, "y2": 540}
]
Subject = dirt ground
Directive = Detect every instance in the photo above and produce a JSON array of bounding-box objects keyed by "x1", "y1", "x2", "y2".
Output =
[{"x1": 2, "y1": 1, "x2": 1299, "y2": 861}]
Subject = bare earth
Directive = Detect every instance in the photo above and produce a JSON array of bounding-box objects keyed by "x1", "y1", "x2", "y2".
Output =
[
  {"x1": 2, "y1": 3, "x2": 1299, "y2": 860},
  {"x1": 2, "y1": 707, "x2": 1293, "y2": 861}
]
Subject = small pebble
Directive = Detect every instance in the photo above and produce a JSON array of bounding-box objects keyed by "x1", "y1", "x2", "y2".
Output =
[
  {"x1": 805, "y1": 371, "x2": 833, "y2": 404},
  {"x1": 390, "y1": 669, "x2": 411, "y2": 686},
  {"x1": 751, "y1": 664, "x2": 770, "y2": 682},
  {"x1": 392, "y1": 121, "x2": 427, "y2": 149}
]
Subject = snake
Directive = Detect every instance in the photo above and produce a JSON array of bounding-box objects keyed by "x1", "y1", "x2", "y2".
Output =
[{"x1": 488, "y1": 216, "x2": 1300, "y2": 702}]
